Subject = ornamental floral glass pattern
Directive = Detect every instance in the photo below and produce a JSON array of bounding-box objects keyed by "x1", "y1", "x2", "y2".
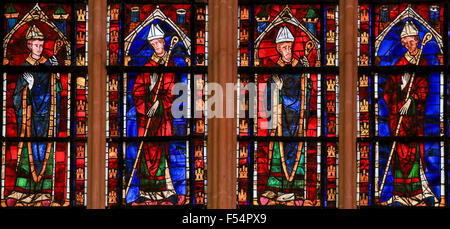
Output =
[
  {"x1": 357, "y1": 3, "x2": 447, "y2": 207},
  {"x1": 1, "y1": 2, "x2": 88, "y2": 207},
  {"x1": 106, "y1": 1, "x2": 207, "y2": 207},
  {"x1": 237, "y1": 3, "x2": 339, "y2": 207}
]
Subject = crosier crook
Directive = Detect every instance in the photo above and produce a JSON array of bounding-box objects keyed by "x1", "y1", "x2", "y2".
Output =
[
  {"x1": 125, "y1": 36, "x2": 179, "y2": 197},
  {"x1": 377, "y1": 32, "x2": 433, "y2": 199}
]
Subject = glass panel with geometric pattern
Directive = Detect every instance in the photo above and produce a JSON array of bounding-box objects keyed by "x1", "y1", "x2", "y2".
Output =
[
  {"x1": 106, "y1": 0, "x2": 207, "y2": 207},
  {"x1": 237, "y1": 2, "x2": 339, "y2": 207},
  {"x1": 357, "y1": 2, "x2": 447, "y2": 207},
  {"x1": 1, "y1": 2, "x2": 88, "y2": 207}
]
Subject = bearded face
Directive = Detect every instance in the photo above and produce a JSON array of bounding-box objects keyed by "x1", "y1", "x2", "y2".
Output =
[
  {"x1": 401, "y1": 36, "x2": 420, "y2": 56},
  {"x1": 149, "y1": 38, "x2": 166, "y2": 57},
  {"x1": 276, "y1": 42, "x2": 293, "y2": 63}
]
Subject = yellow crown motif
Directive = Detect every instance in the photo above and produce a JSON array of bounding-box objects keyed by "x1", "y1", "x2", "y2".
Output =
[
  {"x1": 239, "y1": 120, "x2": 248, "y2": 134},
  {"x1": 327, "y1": 78, "x2": 336, "y2": 91},
  {"x1": 327, "y1": 164, "x2": 336, "y2": 179},
  {"x1": 109, "y1": 101, "x2": 118, "y2": 114},
  {"x1": 111, "y1": 8, "x2": 119, "y2": 21},
  {"x1": 76, "y1": 54, "x2": 85, "y2": 66},
  {"x1": 360, "y1": 9, "x2": 369, "y2": 23},
  {"x1": 197, "y1": 30, "x2": 205, "y2": 45},
  {"x1": 360, "y1": 169, "x2": 369, "y2": 183},
  {"x1": 110, "y1": 30, "x2": 119, "y2": 43},
  {"x1": 76, "y1": 122, "x2": 86, "y2": 135},
  {"x1": 326, "y1": 30, "x2": 335, "y2": 43},
  {"x1": 195, "y1": 98, "x2": 204, "y2": 113},
  {"x1": 110, "y1": 122, "x2": 118, "y2": 136},
  {"x1": 303, "y1": 17, "x2": 319, "y2": 24},
  {"x1": 327, "y1": 145, "x2": 336, "y2": 158},
  {"x1": 360, "y1": 145, "x2": 369, "y2": 158},
  {"x1": 239, "y1": 146, "x2": 248, "y2": 158},
  {"x1": 109, "y1": 146, "x2": 118, "y2": 159},
  {"x1": 239, "y1": 165, "x2": 248, "y2": 179},
  {"x1": 326, "y1": 53, "x2": 336, "y2": 66},
  {"x1": 76, "y1": 168, "x2": 84, "y2": 180},
  {"x1": 197, "y1": 8, "x2": 205, "y2": 21},
  {"x1": 110, "y1": 52, "x2": 118, "y2": 65},
  {"x1": 327, "y1": 100, "x2": 336, "y2": 114},
  {"x1": 77, "y1": 100, "x2": 86, "y2": 112},
  {"x1": 359, "y1": 193, "x2": 368, "y2": 206},
  {"x1": 327, "y1": 188, "x2": 336, "y2": 201},
  {"x1": 77, "y1": 145, "x2": 85, "y2": 157},
  {"x1": 360, "y1": 31, "x2": 369, "y2": 45},
  {"x1": 359, "y1": 74, "x2": 369, "y2": 87},
  {"x1": 195, "y1": 145, "x2": 203, "y2": 157},
  {"x1": 327, "y1": 120, "x2": 336, "y2": 134},
  {"x1": 108, "y1": 191, "x2": 117, "y2": 204},
  {"x1": 238, "y1": 189, "x2": 247, "y2": 202},
  {"x1": 77, "y1": 9, "x2": 86, "y2": 22},
  {"x1": 77, "y1": 31, "x2": 86, "y2": 45},
  {"x1": 361, "y1": 122, "x2": 369, "y2": 136},
  {"x1": 195, "y1": 168, "x2": 204, "y2": 181},
  {"x1": 196, "y1": 192, "x2": 205, "y2": 204},
  {"x1": 240, "y1": 8, "x2": 249, "y2": 20},
  {"x1": 109, "y1": 169, "x2": 117, "y2": 179},
  {"x1": 240, "y1": 53, "x2": 249, "y2": 67},
  {"x1": 109, "y1": 78, "x2": 118, "y2": 91},
  {"x1": 326, "y1": 8, "x2": 335, "y2": 20},
  {"x1": 240, "y1": 99, "x2": 249, "y2": 112},
  {"x1": 359, "y1": 54, "x2": 369, "y2": 66},
  {"x1": 76, "y1": 192, "x2": 84, "y2": 205},
  {"x1": 240, "y1": 29, "x2": 248, "y2": 42},
  {"x1": 360, "y1": 99, "x2": 369, "y2": 113},
  {"x1": 196, "y1": 55, "x2": 205, "y2": 66}
]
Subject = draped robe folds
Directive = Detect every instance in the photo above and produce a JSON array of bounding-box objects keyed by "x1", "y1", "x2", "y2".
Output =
[
  {"x1": 264, "y1": 57, "x2": 311, "y2": 201},
  {"x1": 9, "y1": 55, "x2": 61, "y2": 205},
  {"x1": 382, "y1": 53, "x2": 436, "y2": 204},
  {"x1": 132, "y1": 52, "x2": 178, "y2": 202}
]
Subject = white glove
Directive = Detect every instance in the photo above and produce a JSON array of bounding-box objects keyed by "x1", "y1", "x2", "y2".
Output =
[
  {"x1": 147, "y1": 100, "x2": 160, "y2": 117},
  {"x1": 401, "y1": 73, "x2": 411, "y2": 90},
  {"x1": 49, "y1": 55, "x2": 58, "y2": 66},
  {"x1": 149, "y1": 73, "x2": 159, "y2": 91},
  {"x1": 272, "y1": 75, "x2": 283, "y2": 90},
  {"x1": 299, "y1": 55, "x2": 310, "y2": 67},
  {"x1": 23, "y1": 72, "x2": 34, "y2": 90}
]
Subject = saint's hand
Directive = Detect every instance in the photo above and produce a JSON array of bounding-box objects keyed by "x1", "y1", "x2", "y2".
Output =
[
  {"x1": 399, "y1": 98, "x2": 411, "y2": 116},
  {"x1": 149, "y1": 73, "x2": 159, "y2": 91},
  {"x1": 272, "y1": 75, "x2": 283, "y2": 90},
  {"x1": 49, "y1": 56, "x2": 58, "y2": 66},
  {"x1": 23, "y1": 72, "x2": 34, "y2": 90},
  {"x1": 147, "y1": 100, "x2": 160, "y2": 117},
  {"x1": 401, "y1": 73, "x2": 411, "y2": 90}
]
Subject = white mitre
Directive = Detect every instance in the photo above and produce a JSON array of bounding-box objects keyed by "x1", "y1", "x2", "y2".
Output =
[
  {"x1": 276, "y1": 26, "x2": 295, "y2": 43},
  {"x1": 147, "y1": 24, "x2": 165, "y2": 41},
  {"x1": 400, "y1": 21, "x2": 419, "y2": 38}
]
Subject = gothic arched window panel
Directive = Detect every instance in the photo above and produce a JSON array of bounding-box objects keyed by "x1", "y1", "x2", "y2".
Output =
[
  {"x1": 1, "y1": 2, "x2": 88, "y2": 207},
  {"x1": 356, "y1": 2, "x2": 448, "y2": 207},
  {"x1": 106, "y1": 0, "x2": 207, "y2": 207},
  {"x1": 237, "y1": 2, "x2": 339, "y2": 207}
]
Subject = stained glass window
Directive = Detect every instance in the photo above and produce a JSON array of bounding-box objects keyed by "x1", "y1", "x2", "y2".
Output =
[
  {"x1": 106, "y1": 0, "x2": 207, "y2": 207},
  {"x1": 1, "y1": 2, "x2": 88, "y2": 207},
  {"x1": 237, "y1": 2, "x2": 339, "y2": 207},
  {"x1": 357, "y1": 2, "x2": 447, "y2": 207}
]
